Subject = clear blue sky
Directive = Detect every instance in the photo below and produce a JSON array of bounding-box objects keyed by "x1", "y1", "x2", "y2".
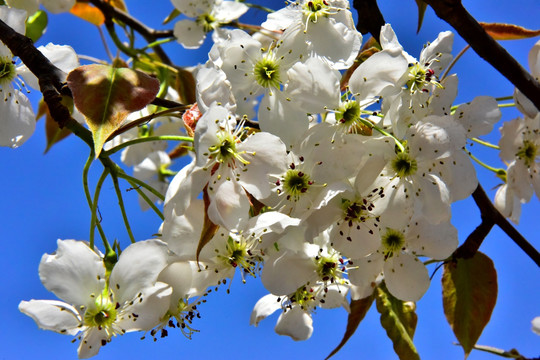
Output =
[{"x1": 1, "y1": 1, "x2": 538, "y2": 359}]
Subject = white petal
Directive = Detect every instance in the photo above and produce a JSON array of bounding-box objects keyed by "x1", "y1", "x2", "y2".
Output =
[
  {"x1": 250, "y1": 293, "x2": 281, "y2": 326},
  {"x1": 384, "y1": 253, "x2": 430, "y2": 301},
  {"x1": 78, "y1": 327, "x2": 108, "y2": 359},
  {"x1": 18, "y1": 43, "x2": 79, "y2": 90},
  {"x1": 109, "y1": 240, "x2": 170, "y2": 304},
  {"x1": 406, "y1": 219, "x2": 458, "y2": 260},
  {"x1": 0, "y1": 91, "x2": 35, "y2": 148},
  {"x1": 261, "y1": 250, "x2": 316, "y2": 296},
  {"x1": 174, "y1": 19, "x2": 207, "y2": 49},
  {"x1": 19, "y1": 299, "x2": 81, "y2": 335},
  {"x1": 0, "y1": 5, "x2": 27, "y2": 35},
  {"x1": 532, "y1": 316, "x2": 540, "y2": 335},
  {"x1": 348, "y1": 47, "x2": 408, "y2": 100},
  {"x1": 453, "y1": 96, "x2": 501, "y2": 138},
  {"x1": 319, "y1": 285, "x2": 350, "y2": 310},
  {"x1": 208, "y1": 178, "x2": 250, "y2": 231},
  {"x1": 275, "y1": 306, "x2": 313, "y2": 341},
  {"x1": 39, "y1": 240, "x2": 104, "y2": 307},
  {"x1": 285, "y1": 57, "x2": 340, "y2": 114},
  {"x1": 494, "y1": 183, "x2": 521, "y2": 224},
  {"x1": 41, "y1": 0, "x2": 75, "y2": 13},
  {"x1": 162, "y1": 198, "x2": 204, "y2": 259},
  {"x1": 117, "y1": 282, "x2": 172, "y2": 332},
  {"x1": 213, "y1": 1, "x2": 249, "y2": 22}
]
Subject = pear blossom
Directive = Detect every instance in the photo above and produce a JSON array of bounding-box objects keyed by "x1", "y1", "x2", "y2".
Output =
[
  {"x1": 132, "y1": 150, "x2": 172, "y2": 211},
  {"x1": 262, "y1": 0, "x2": 362, "y2": 70},
  {"x1": 171, "y1": 0, "x2": 248, "y2": 49},
  {"x1": 349, "y1": 218, "x2": 458, "y2": 301},
  {"x1": 19, "y1": 239, "x2": 172, "y2": 358}
]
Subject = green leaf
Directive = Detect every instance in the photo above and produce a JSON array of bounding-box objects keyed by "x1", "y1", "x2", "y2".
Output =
[
  {"x1": 442, "y1": 252, "x2": 498, "y2": 358},
  {"x1": 163, "y1": 8, "x2": 181, "y2": 25},
  {"x1": 25, "y1": 10, "x2": 48, "y2": 43},
  {"x1": 66, "y1": 64, "x2": 160, "y2": 157},
  {"x1": 415, "y1": 0, "x2": 427, "y2": 34},
  {"x1": 376, "y1": 283, "x2": 419, "y2": 360},
  {"x1": 325, "y1": 292, "x2": 375, "y2": 360}
]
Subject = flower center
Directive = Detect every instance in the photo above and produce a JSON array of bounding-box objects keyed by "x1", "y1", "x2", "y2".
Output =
[
  {"x1": 281, "y1": 168, "x2": 312, "y2": 201},
  {"x1": 516, "y1": 140, "x2": 538, "y2": 167},
  {"x1": 196, "y1": 13, "x2": 217, "y2": 33},
  {"x1": 84, "y1": 298, "x2": 117, "y2": 329},
  {"x1": 0, "y1": 56, "x2": 16, "y2": 88},
  {"x1": 391, "y1": 152, "x2": 418, "y2": 178},
  {"x1": 253, "y1": 53, "x2": 281, "y2": 89},
  {"x1": 381, "y1": 228, "x2": 405, "y2": 259},
  {"x1": 302, "y1": 0, "x2": 334, "y2": 23},
  {"x1": 405, "y1": 62, "x2": 441, "y2": 94}
]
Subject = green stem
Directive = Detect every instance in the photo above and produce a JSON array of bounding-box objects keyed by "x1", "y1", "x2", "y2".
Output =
[
  {"x1": 467, "y1": 150, "x2": 506, "y2": 175},
  {"x1": 105, "y1": 20, "x2": 139, "y2": 58},
  {"x1": 117, "y1": 171, "x2": 166, "y2": 202},
  {"x1": 90, "y1": 169, "x2": 110, "y2": 251},
  {"x1": 359, "y1": 118, "x2": 405, "y2": 152},
  {"x1": 141, "y1": 37, "x2": 175, "y2": 51},
  {"x1": 107, "y1": 106, "x2": 189, "y2": 140},
  {"x1": 103, "y1": 135, "x2": 193, "y2": 156},
  {"x1": 495, "y1": 95, "x2": 513, "y2": 102},
  {"x1": 471, "y1": 137, "x2": 500, "y2": 150},
  {"x1": 110, "y1": 169, "x2": 136, "y2": 244}
]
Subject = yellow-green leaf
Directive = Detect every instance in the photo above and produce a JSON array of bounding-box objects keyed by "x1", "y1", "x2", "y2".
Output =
[
  {"x1": 415, "y1": 0, "x2": 427, "y2": 34},
  {"x1": 25, "y1": 10, "x2": 48, "y2": 43},
  {"x1": 442, "y1": 252, "x2": 498, "y2": 358},
  {"x1": 376, "y1": 283, "x2": 419, "y2": 360},
  {"x1": 70, "y1": 3, "x2": 105, "y2": 26},
  {"x1": 66, "y1": 64, "x2": 160, "y2": 157},
  {"x1": 480, "y1": 22, "x2": 540, "y2": 40},
  {"x1": 163, "y1": 8, "x2": 181, "y2": 25},
  {"x1": 326, "y1": 292, "x2": 375, "y2": 360}
]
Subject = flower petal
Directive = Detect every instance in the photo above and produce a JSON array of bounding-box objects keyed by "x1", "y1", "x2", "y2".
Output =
[
  {"x1": 275, "y1": 306, "x2": 313, "y2": 341},
  {"x1": 39, "y1": 239, "x2": 104, "y2": 307},
  {"x1": 19, "y1": 299, "x2": 81, "y2": 335},
  {"x1": 384, "y1": 253, "x2": 430, "y2": 301}
]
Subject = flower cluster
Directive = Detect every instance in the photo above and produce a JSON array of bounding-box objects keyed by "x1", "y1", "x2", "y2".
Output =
[{"x1": 16, "y1": 0, "x2": 539, "y2": 358}]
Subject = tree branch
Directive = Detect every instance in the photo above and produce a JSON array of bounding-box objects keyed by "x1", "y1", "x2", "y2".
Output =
[
  {"x1": 455, "y1": 185, "x2": 540, "y2": 267},
  {"x1": 421, "y1": 0, "x2": 540, "y2": 111},
  {"x1": 88, "y1": 0, "x2": 174, "y2": 65}
]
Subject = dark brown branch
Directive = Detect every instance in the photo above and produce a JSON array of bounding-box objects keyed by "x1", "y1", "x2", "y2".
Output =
[
  {"x1": 422, "y1": 0, "x2": 540, "y2": 111},
  {"x1": 88, "y1": 0, "x2": 174, "y2": 65},
  {"x1": 352, "y1": 0, "x2": 386, "y2": 43},
  {"x1": 455, "y1": 185, "x2": 540, "y2": 267}
]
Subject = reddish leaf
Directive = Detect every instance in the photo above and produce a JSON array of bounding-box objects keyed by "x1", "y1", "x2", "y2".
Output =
[
  {"x1": 70, "y1": 3, "x2": 105, "y2": 26},
  {"x1": 325, "y1": 292, "x2": 375, "y2": 359},
  {"x1": 480, "y1": 22, "x2": 540, "y2": 40},
  {"x1": 66, "y1": 64, "x2": 160, "y2": 157},
  {"x1": 442, "y1": 252, "x2": 498, "y2": 358},
  {"x1": 197, "y1": 185, "x2": 219, "y2": 263},
  {"x1": 37, "y1": 99, "x2": 72, "y2": 153}
]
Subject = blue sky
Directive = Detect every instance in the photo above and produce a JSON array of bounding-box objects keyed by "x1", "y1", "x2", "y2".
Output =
[{"x1": 1, "y1": 1, "x2": 539, "y2": 359}]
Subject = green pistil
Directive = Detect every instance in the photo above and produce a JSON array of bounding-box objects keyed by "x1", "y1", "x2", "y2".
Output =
[
  {"x1": 253, "y1": 54, "x2": 281, "y2": 89},
  {"x1": 336, "y1": 100, "x2": 361, "y2": 127},
  {"x1": 208, "y1": 131, "x2": 250, "y2": 165},
  {"x1": 282, "y1": 169, "x2": 312, "y2": 201},
  {"x1": 84, "y1": 298, "x2": 117, "y2": 329},
  {"x1": 303, "y1": 0, "x2": 331, "y2": 23},
  {"x1": 391, "y1": 152, "x2": 418, "y2": 178},
  {"x1": 196, "y1": 13, "x2": 217, "y2": 33},
  {"x1": 0, "y1": 56, "x2": 16, "y2": 87},
  {"x1": 315, "y1": 255, "x2": 339, "y2": 282},
  {"x1": 406, "y1": 63, "x2": 428, "y2": 93},
  {"x1": 289, "y1": 286, "x2": 315, "y2": 308},
  {"x1": 381, "y1": 228, "x2": 405, "y2": 259},
  {"x1": 516, "y1": 140, "x2": 537, "y2": 167}
]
